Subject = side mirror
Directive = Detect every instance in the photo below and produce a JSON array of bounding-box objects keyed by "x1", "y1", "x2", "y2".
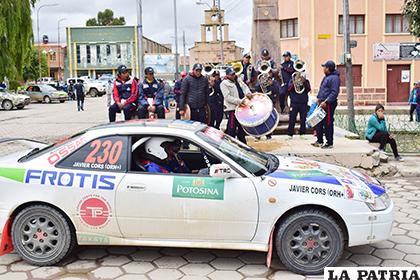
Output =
[{"x1": 209, "y1": 163, "x2": 239, "y2": 179}]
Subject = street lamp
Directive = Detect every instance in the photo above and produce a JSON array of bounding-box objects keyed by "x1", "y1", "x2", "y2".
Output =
[
  {"x1": 136, "y1": 0, "x2": 145, "y2": 80},
  {"x1": 173, "y1": 0, "x2": 179, "y2": 80},
  {"x1": 196, "y1": 0, "x2": 224, "y2": 64},
  {"x1": 37, "y1": 3, "x2": 59, "y2": 82},
  {"x1": 57, "y1": 18, "x2": 66, "y2": 81}
]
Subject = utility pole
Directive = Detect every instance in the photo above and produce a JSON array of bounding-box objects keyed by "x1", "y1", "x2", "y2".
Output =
[
  {"x1": 173, "y1": 0, "x2": 180, "y2": 79},
  {"x1": 343, "y1": 0, "x2": 356, "y2": 132},
  {"x1": 182, "y1": 30, "x2": 187, "y2": 71},
  {"x1": 137, "y1": 0, "x2": 145, "y2": 80},
  {"x1": 57, "y1": 18, "x2": 66, "y2": 81},
  {"x1": 217, "y1": 0, "x2": 224, "y2": 64}
]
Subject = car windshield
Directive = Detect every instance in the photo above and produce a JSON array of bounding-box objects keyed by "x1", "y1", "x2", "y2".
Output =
[
  {"x1": 197, "y1": 127, "x2": 271, "y2": 176},
  {"x1": 40, "y1": 85, "x2": 57, "y2": 92}
]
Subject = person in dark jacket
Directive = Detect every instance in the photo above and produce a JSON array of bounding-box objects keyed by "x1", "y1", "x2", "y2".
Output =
[
  {"x1": 208, "y1": 71, "x2": 224, "y2": 129},
  {"x1": 179, "y1": 63, "x2": 209, "y2": 123},
  {"x1": 312, "y1": 60, "x2": 340, "y2": 149},
  {"x1": 241, "y1": 53, "x2": 257, "y2": 90},
  {"x1": 174, "y1": 71, "x2": 187, "y2": 119},
  {"x1": 279, "y1": 51, "x2": 296, "y2": 113},
  {"x1": 365, "y1": 104, "x2": 403, "y2": 161},
  {"x1": 74, "y1": 80, "x2": 85, "y2": 111},
  {"x1": 108, "y1": 65, "x2": 138, "y2": 122},
  {"x1": 137, "y1": 67, "x2": 165, "y2": 119},
  {"x1": 287, "y1": 73, "x2": 311, "y2": 137}
]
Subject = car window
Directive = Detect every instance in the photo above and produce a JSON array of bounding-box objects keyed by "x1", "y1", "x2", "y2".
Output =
[
  {"x1": 33, "y1": 86, "x2": 40, "y2": 92},
  {"x1": 130, "y1": 135, "x2": 221, "y2": 175},
  {"x1": 57, "y1": 136, "x2": 128, "y2": 173}
]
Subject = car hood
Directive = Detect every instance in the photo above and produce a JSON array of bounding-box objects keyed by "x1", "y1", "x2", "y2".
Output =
[
  {"x1": 267, "y1": 155, "x2": 385, "y2": 202},
  {"x1": 0, "y1": 92, "x2": 29, "y2": 101}
]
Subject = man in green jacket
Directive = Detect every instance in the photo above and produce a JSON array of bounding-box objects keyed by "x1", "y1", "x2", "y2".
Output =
[{"x1": 365, "y1": 104, "x2": 403, "y2": 161}]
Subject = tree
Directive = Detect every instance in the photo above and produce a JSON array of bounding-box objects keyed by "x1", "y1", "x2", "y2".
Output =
[
  {"x1": 403, "y1": 0, "x2": 420, "y2": 37},
  {"x1": 23, "y1": 48, "x2": 48, "y2": 82},
  {"x1": 86, "y1": 9, "x2": 126, "y2": 26},
  {"x1": 0, "y1": 0, "x2": 36, "y2": 81}
]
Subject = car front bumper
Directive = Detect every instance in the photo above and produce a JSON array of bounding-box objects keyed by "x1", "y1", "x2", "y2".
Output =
[
  {"x1": 51, "y1": 96, "x2": 67, "y2": 102},
  {"x1": 346, "y1": 201, "x2": 394, "y2": 247}
]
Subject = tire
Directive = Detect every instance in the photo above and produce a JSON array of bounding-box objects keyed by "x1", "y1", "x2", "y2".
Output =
[
  {"x1": 43, "y1": 96, "x2": 51, "y2": 103},
  {"x1": 89, "y1": 88, "x2": 98, "y2": 97},
  {"x1": 11, "y1": 205, "x2": 75, "y2": 266},
  {"x1": 59, "y1": 100, "x2": 65, "y2": 103},
  {"x1": 275, "y1": 209, "x2": 344, "y2": 275},
  {"x1": 2, "y1": 100, "x2": 13, "y2": 111}
]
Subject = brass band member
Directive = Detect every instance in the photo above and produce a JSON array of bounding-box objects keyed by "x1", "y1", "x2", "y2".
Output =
[
  {"x1": 241, "y1": 53, "x2": 257, "y2": 90},
  {"x1": 287, "y1": 72, "x2": 311, "y2": 138},
  {"x1": 279, "y1": 51, "x2": 296, "y2": 114},
  {"x1": 257, "y1": 48, "x2": 276, "y2": 70}
]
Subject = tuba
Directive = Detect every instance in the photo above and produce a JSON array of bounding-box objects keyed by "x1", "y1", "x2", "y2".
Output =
[
  {"x1": 203, "y1": 63, "x2": 215, "y2": 76},
  {"x1": 257, "y1": 60, "x2": 272, "y2": 95},
  {"x1": 231, "y1": 61, "x2": 243, "y2": 76},
  {"x1": 292, "y1": 59, "x2": 306, "y2": 94}
]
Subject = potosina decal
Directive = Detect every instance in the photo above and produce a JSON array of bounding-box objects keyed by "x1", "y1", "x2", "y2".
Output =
[{"x1": 172, "y1": 177, "x2": 224, "y2": 200}]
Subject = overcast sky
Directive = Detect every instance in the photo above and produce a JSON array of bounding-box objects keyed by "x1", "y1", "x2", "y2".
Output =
[{"x1": 31, "y1": 0, "x2": 253, "y2": 54}]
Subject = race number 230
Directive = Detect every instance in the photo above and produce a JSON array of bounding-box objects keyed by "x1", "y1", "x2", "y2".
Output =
[{"x1": 85, "y1": 140, "x2": 123, "y2": 165}]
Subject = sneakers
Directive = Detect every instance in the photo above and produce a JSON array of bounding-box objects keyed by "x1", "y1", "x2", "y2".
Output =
[
  {"x1": 311, "y1": 141, "x2": 323, "y2": 147},
  {"x1": 378, "y1": 149, "x2": 386, "y2": 154},
  {"x1": 321, "y1": 143, "x2": 333, "y2": 149},
  {"x1": 395, "y1": 156, "x2": 405, "y2": 162}
]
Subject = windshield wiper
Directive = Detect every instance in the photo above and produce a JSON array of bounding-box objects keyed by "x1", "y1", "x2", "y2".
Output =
[{"x1": 21, "y1": 148, "x2": 40, "y2": 159}]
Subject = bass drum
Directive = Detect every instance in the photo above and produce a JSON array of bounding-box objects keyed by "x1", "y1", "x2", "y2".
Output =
[{"x1": 235, "y1": 93, "x2": 279, "y2": 137}]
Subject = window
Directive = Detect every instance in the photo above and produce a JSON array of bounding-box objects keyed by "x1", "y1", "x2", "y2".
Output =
[
  {"x1": 386, "y1": 14, "x2": 409, "y2": 33},
  {"x1": 339, "y1": 15, "x2": 365, "y2": 34},
  {"x1": 57, "y1": 136, "x2": 128, "y2": 173},
  {"x1": 96, "y1": 45, "x2": 101, "y2": 63},
  {"x1": 116, "y1": 44, "x2": 121, "y2": 59},
  {"x1": 76, "y1": 45, "x2": 81, "y2": 64},
  {"x1": 130, "y1": 135, "x2": 221, "y2": 175},
  {"x1": 280, "y1": 18, "x2": 298, "y2": 38},
  {"x1": 337, "y1": 65, "x2": 362, "y2": 87},
  {"x1": 86, "y1": 45, "x2": 91, "y2": 64}
]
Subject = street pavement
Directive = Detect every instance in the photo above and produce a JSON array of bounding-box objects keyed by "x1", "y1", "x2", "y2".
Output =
[{"x1": 0, "y1": 98, "x2": 420, "y2": 279}]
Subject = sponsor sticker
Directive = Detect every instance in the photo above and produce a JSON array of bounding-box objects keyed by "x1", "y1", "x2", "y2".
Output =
[
  {"x1": 172, "y1": 177, "x2": 224, "y2": 200},
  {"x1": 77, "y1": 195, "x2": 112, "y2": 228},
  {"x1": 344, "y1": 185, "x2": 354, "y2": 199},
  {"x1": 267, "y1": 179, "x2": 277, "y2": 187},
  {"x1": 324, "y1": 267, "x2": 419, "y2": 280},
  {"x1": 77, "y1": 233, "x2": 110, "y2": 245},
  {"x1": 288, "y1": 185, "x2": 345, "y2": 199}
]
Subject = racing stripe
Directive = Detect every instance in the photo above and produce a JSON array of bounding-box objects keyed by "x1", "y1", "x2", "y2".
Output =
[{"x1": 0, "y1": 167, "x2": 25, "y2": 183}]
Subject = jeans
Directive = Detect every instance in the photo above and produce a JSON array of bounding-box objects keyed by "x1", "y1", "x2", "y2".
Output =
[
  {"x1": 316, "y1": 101, "x2": 337, "y2": 145},
  {"x1": 76, "y1": 96, "x2": 84, "y2": 111},
  {"x1": 410, "y1": 104, "x2": 417, "y2": 121},
  {"x1": 190, "y1": 107, "x2": 207, "y2": 124},
  {"x1": 138, "y1": 105, "x2": 165, "y2": 119},
  {"x1": 369, "y1": 131, "x2": 400, "y2": 157}
]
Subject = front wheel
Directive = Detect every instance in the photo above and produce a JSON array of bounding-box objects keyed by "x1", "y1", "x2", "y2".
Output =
[
  {"x1": 2, "y1": 100, "x2": 13, "y2": 110},
  {"x1": 275, "y1": 209, "x2": 344, "y2": 275},
  {"x1": 11, "y1": 205, "x2": 75, "y2": 266},
  {"x1": 89, "y1": 88, "x2": 98, "y2": 97},
  {"x1": 43, "y1": 96, "x2": 51, "y2": 103}
]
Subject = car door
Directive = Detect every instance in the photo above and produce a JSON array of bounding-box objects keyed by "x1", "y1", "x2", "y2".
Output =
[
  {"x1": 115, "y1": 136, "x2": 259, "y2": 241},
  {"x1": 32, "y1": 86, "x2": 42, "y2": 101}
]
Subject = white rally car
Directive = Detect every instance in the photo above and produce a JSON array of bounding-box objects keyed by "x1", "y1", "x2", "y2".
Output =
[{"x1": 0, "y1": 120, "x2": 393, "y2": 275}]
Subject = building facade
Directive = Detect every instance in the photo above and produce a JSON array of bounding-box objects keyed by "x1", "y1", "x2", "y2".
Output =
[
  {"x1": 66, "y1": 26, "x2": 171, "y2": 79},
  {"x1": 34, "y1": 43, "x2": 66, "y2": 81},
  {"x1": 189, "y1": 5, "x2": 243, "y2": 65},
  {"x1": 252, "y1": 0, "x2": 420, "y2": 105}
]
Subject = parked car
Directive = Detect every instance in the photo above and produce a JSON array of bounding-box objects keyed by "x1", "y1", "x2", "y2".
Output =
[
  {"x1": 25, "y1": 84, "x2": 67, "y2": 103},
  {"x1": 0, "y1": 120, "x2": 393, "y2": 275},
  {"x1": 0, "y1": 89, "x2": 30, "y2": 110},
  {"x1": 66, "y1": 78, "x2": 107, "y2": 97}
]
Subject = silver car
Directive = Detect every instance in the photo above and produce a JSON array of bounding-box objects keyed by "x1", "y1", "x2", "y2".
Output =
[
  {"x1": 0, "y1": 89, "x2": 30, "y2": 110},
  {"x1": 25, "y1": 84, "x2": 67, "y2": 103}
]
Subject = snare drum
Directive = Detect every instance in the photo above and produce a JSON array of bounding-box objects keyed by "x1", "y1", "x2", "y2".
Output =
[
  {"x1": 235, "y1": 93, "x2": 279, "y2": 137},
  {"x1": 306, "y1": 105, "x2": 326, "y2": 128}
]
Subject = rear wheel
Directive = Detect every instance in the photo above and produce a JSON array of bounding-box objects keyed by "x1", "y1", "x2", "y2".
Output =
[
  {"x1": 43, "y1": 96, "x2": 51, "y2": 103},
  {"x1": 89, "y1": 88, "x2": 98, "y2": 97},
  {"x1": 2, "y1": 100, "x2": 13, "y2": 110},
  {"x1": 11, "y1": 205, "x2": 75, "y2": 266},
  {"x1": 275, "y1": 209, "x2": 344, "y2": 275}
]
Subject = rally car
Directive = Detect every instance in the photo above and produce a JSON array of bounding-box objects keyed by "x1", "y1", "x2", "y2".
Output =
[{"x1": 0, "y1": 120, "x2": 393, "y2": 275}]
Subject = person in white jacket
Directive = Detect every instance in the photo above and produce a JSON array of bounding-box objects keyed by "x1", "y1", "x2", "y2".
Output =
[{"x1": 220, "y1": 67, "x2": 251, "y2": 144}]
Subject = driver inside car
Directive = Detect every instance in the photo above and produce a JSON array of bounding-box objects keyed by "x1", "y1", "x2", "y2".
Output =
[{"x1": 142, "y1": 137, "x2": 190, "y2": 174}]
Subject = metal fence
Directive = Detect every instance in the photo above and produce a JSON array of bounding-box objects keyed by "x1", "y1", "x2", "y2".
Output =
[{"x1": 335, "y1": 111, "x2": 420, "y2": 154}]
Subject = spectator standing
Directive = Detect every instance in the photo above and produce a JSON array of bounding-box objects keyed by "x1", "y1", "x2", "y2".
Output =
[
  {"x1": 311, "y1": 60, "x2": 340, "y2": 149},
  {"x1": 74, "y1": 80, "x2": 85, "y2": 111},
  {"x1": 174, "y1": 71, "x2": 187, "y2": 119},
  {"x1": 408, "y1": 82, "x2": 419, "y2": 122},
  {"x1": 208, "y1": 71, "x2": 224, "y2": 129},
  {"x1": 108, "y1": 65, "x2": 138, "y2": 122},
  {"x1": 365, "y1": 104, "x2": 404, "y2": 161},
  {"x1": 179, "y1": 63, "x2": 209, "y2": 123}
]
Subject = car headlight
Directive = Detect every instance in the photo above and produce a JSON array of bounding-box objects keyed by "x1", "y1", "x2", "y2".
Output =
[{"x1": 366, "y1": 193, "x2": 391, "y2": 211}]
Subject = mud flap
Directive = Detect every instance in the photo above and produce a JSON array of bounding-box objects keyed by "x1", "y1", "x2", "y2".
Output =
[
  {"x1": 0, "y1": 218, "x2": 14, "y2": 256},
  {"x1": 266, "y1": 228, "x2": 274, "y2": 268}
]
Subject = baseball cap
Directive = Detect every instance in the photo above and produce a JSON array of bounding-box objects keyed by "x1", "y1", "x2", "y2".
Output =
[
  {"x1": 321, "y1": 60, "x2": 336, "y2": 70},
  {"x1": 243, "y1": 52, "x2": 251, "y2": 58},
  {"x1": 117, "y1": 65, "x2": 129, "y2": 74},
  {"x1": 193, "y1": 63, "x2": 203, "y2": 70},
  {"x1": 282, "y1": 51, "x2": 292, "y2": 57},
  {"x1": 144, "y1": 67, "x2": 154, "y2": 75},
  {"x1": 225, "y1": 67, "x2": 235, "y2": 76}
]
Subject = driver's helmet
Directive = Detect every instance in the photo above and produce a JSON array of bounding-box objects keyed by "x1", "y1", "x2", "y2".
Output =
[{"x1": 144, "y1": 137, "x2": 178, "y2": 160}]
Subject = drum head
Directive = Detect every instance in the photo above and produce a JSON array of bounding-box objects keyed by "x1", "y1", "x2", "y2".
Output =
[{"x1": 235, "y1": 94, "x2": 274, "y2": 127}]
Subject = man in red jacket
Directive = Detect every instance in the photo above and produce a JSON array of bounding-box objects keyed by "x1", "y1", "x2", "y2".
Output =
[{"x1": 108, "y1": 65, "x2": 138, "y2": 122}]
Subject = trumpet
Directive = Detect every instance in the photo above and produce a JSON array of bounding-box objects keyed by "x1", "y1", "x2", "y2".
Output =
[{"x1": 292, "y1": 59, "x2": 306, "y2": 94}]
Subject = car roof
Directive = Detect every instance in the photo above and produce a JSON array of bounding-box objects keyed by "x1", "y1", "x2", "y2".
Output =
[{"x1": 87, "y1": 119, "x2": 207, "y2": 133}]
